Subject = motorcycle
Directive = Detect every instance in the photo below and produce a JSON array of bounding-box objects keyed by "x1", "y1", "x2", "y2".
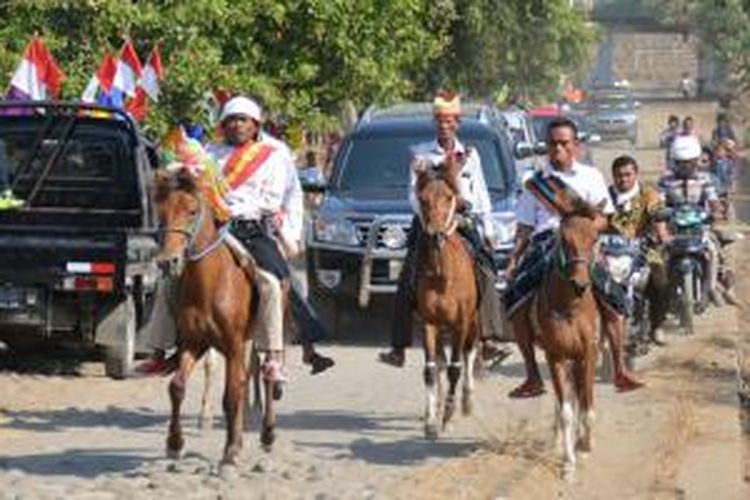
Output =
[
  {"x1": 599, "y1": 234, "x2": 652, "y2": 368},
  {"x1": 665, "y1": 204, "x2": 711, "y2": 336}
]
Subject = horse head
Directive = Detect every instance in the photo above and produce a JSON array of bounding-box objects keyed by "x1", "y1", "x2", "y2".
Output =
[
  {"x1": 557, "y1": 199, "x2": 605, "y2": 297},
  {"x1": 154, "y1": 168, "x2": 207, "y2": 278},
  {"x1": 415, "y1": 162, "x2": 460, "y2": 249}
]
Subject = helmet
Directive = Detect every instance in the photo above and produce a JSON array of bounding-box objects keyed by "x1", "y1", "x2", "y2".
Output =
[
  {"x1": 670, "y1": 135, "x2": 701, "y2": 161},
  {"x1": 220, "y1": 96, "x2": 263, "y2": 123}
]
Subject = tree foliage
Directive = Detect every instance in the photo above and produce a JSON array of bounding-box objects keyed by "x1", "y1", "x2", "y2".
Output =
[
  {"x1": 0, "y1": 0, "x2": 593, "y2": 136},
  {"x1": 643, "y1": 0, "x2": 750, "y2": 95},
  {"x1": 423, "y1": 0, "x2": 596, "y2": 103}
]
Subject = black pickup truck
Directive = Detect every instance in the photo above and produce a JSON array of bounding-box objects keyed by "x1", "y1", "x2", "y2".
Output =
[{"x1": 0, "y1": 102, "x2": 159, "y2": 378}]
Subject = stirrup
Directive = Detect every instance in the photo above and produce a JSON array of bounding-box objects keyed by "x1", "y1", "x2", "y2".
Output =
[{"x1": 261, "y1": 359, "x2": 288, "y2": 383}]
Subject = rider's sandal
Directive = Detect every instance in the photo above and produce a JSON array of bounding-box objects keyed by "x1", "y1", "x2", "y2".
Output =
[{"x1": 508, "y1": 381, "x2": 546, "y2": 399}]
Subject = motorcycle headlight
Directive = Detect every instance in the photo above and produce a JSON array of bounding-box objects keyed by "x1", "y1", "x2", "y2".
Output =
[
  {"x1": 380, "y1": 224, "x2": 408, "y2": 250},
  {"x1": 491, "y1": 214, "x2": 516, "y2": 249},
  {"x1": 606, "y1": 255, "x2": 634, "y2": 284},
  {"x1": 314, "y1": 217, "x2": 360, "y2": 246}
]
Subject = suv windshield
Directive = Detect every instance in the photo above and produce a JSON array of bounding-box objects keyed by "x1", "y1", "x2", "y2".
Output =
[
  {"x1": 335, "y1": 133, "x2": 510, "y2": 196},
  {"x1": 0, "y1": 116, "x2": 140, "y2": 211}
]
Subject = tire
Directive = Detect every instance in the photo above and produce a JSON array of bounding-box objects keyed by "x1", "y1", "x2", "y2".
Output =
[
  {"x1": 680, "y1": 271, "x2": 695, "y2": 336},
  {"x1": 104, "y1": 294, "x2": 136, "y2": 379}
]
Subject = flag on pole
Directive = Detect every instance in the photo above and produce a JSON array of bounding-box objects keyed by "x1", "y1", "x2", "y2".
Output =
[
  {"x1": 4, "y1": 37, "x2": 64, "y2": 102},
  {"x1": 111, "y1": 40, "x2": 143, "y2": 98},
  {"x1": 126, "y1": 45, "x2": 164, "y2": 121},
  {"x1": 81, "y1": 52, "x2": 118, "y2": 105}
]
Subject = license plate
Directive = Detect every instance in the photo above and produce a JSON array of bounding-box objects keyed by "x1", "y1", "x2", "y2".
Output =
[
  {"x1": 0, "y1": 287, "x2": 22, "y2": 310},
  {"x1": 389, "y1": 260, "x2": 403, "y2": 280}
]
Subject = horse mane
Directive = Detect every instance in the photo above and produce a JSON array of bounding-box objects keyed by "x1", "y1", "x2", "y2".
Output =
[
  {"x1": 568, "y1": 198, "x2": 598, "y2": 219},
  {"x1": 154, "y1": 168, "x2": 201, "y2": 203},
  {"x1": 415, "y1": 158, "x2": 461, "y2": 197}
]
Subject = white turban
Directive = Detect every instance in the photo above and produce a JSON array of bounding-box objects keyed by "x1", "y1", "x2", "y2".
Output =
[{"x1": 220, "y1": 96, "x2": 263, "y2": 123}]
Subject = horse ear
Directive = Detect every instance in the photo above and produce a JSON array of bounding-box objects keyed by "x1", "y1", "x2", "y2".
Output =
[{"x1": 175, "y1": 167, "x2": 198, "y2": 192}]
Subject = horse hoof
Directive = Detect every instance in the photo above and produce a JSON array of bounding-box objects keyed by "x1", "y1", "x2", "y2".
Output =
[
  {"x1": 576, "y1": 438, "x2": 593, "y2": 453},
  {"x1": 442, "y1": 401, "x2": 455, "y2": 425},
  {"x1": 261, "y1": 427, "x2": 276, "y2": 451},
  {"x1": 272, "y1": 382, "x2": 283, "y2": 401},
  {"x1": 561, "y1": 463, "x2": 576, "y2": 482},
  {"x1": 219, "y1": 462, "x2": 240, "y2": 480},
  {"x1": 461, "y1": 397, "x2": 474, "y2": 417},
  {"x1": 166, "y1": 446, "x2": 183, "y2": 460},
  {"x1": 198, "y1": 417, "x2": 212, "y2": 432},
  {"x1": 424, "y1": 423, "x2": 439, "y2": 440}
]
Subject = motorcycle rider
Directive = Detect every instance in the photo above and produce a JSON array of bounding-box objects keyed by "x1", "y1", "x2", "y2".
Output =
[
  {"x1": 657, "y1": 135, "x2": 725, "y2": 307},
  {"x1": 607, "y1": 155, "x2": 671, "y2": 346}
]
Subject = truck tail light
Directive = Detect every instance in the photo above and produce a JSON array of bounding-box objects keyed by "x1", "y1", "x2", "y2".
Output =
[
  {"x1": 61, "y1": 276, "x2": 114, "y2": 293},
  {"x1": 66, "y1": 262, "x2": 116, "y2": 275}
]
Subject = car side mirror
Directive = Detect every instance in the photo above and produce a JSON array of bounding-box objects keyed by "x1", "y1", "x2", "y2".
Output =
[
  {"x1": 533, "y1": 141, "x2": 548, "y2": 155},
  {"x1": 513, "y1": 141, "x2": 534, "y2": 160}
]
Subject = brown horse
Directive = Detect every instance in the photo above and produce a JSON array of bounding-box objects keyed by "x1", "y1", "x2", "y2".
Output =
[
  {"x1": 414, "y1": 164, "x2": 479, "y2": 439},
  {"x1": 514, "y1": 202, "x2": 602, "y2": 479},
  {"x1": 153, "y1": 169, "x2": 276, "y2": 466}
]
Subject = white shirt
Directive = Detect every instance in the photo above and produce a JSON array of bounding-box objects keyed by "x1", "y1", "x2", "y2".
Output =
[
  {"x1": 207, "y1": 139, "x2": 304, "y2": 247},
  {"x1": 516, "y1": 161, "x2": 614, "y2": 235},
  {"x1": 408, "y1": 139, "x2": 495, "y2": 239}
]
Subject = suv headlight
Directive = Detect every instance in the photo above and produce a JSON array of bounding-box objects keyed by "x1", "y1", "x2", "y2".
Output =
[
  {"x1": 314, "y1": 217, "x2": 360, "y2": 246},
  {"x1": 381, "y1": 224, "x2": 408, "y2": 249}
]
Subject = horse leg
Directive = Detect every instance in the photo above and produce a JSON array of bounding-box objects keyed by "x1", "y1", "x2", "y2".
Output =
[
  {"x1": 243, "y1": 341, "x2": 263, "y2": 432},
  {"x1": 577, "y1": 346, "x2": 597, "y2": 453},
  {"x1": 167, "y1": 347, "x2": 201, "y2": 459},
  {"x1": 261, "y1": 375, "x2": 276, "y2": 451},
  {"x1": 423, "y1": 322, "x2": 439, "y2": 440},
  {"x1": 547, "y1": 356, "x2": 576, "y2": 480},
  {"x1": 442, "y1": 333, "x2": 462, "y2": 429},
  {"x1": 198, "y1": 347, "x2": 217, "y2": 431},
  {"x1": 221, "y1": 349, "x2": 247, "y2": 466},
  {"x1": 462, "y1": 322, "x2": 479, "y2": 416}
]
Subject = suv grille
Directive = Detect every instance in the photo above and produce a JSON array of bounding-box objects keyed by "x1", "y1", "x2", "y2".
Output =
[{"x1": 352, "y1": 220, "x2": 410, "y2": 249}]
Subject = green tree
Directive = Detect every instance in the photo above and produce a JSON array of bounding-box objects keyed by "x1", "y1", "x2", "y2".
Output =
[{"x1": 419, "y1": 0, "x2": 596, "y2": 104}]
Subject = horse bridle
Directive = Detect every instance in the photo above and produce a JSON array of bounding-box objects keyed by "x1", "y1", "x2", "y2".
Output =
[
  {"x1": 159, "y1": 194, "x2": 230, "y2": 262},
  {"x1": 420, "y1": 190, "x2": 458, "y2": 248},
  {"x1": 554, "y1": 236, "x2": 595, "y2": 291}
]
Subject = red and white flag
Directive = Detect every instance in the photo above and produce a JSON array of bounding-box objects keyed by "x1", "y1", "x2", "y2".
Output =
[
  {"x1": 4, "y1": 37, "x2": 65, "y2": 101},
  {"x1": 126, "y1": 45, "x2": 164, "y2": 121},
  {"x1": 81, "y1": 53, "x2": 117, "y2": 103},
  {"x1": 112, "y1": 40, "x2": 143, "y2": 98}
]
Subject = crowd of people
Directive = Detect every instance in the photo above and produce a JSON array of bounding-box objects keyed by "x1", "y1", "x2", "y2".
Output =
[{"x1": 129, "y1": 92, "x2": 743, "y2": 403}]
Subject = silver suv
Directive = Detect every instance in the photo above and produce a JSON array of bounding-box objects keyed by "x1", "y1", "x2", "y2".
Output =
[{"x1": 587, "y1": 83, "x2": 639, "y2": 145}]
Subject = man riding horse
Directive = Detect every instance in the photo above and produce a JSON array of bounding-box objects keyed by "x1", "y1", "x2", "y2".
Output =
[
  {"x1": 138, "y1": 96, "x2": 333, "y2": 379},
  {"x1": 505, "y1": 117, "x2": 643, "y2": 398},
  {"x1": 379, "y1": 91, "x2": 506, "y2": 368}
]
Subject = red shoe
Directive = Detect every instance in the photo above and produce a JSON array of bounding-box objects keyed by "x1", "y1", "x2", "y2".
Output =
[
  {"x1": 508, "y1": 379, "x2": 546, "y2": 399},
  {"x1": 133, "y1": 357, "x2": 170, "y2": 377},
  {"x1": 614, "y1": 373, "x2": 645, "y2": 392}
]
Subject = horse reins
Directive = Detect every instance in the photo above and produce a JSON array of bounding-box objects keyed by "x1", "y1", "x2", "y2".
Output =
[{"x1": 160, "y1": 194, "x2": 230, "y2": 262}]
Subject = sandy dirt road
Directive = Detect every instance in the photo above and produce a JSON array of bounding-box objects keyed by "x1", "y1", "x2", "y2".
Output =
[{"x1": 1, "y1": 104, "x2": 749, "y2": 499}]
